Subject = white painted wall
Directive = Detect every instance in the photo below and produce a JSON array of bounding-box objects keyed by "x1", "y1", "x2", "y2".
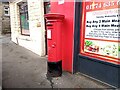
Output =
[{"x1": 9, "y1": 0, "x2": 46, "y2": 56}]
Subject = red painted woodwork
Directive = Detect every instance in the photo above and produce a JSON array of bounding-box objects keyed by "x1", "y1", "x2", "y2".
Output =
[{"x1": 50, "y1": 0, "x2": 75, "y2": 72}]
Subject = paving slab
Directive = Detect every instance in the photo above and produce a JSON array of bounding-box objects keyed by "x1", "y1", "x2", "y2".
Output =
[{"x1": 2, "y1": 34, "x2": 115, "y2": 89}]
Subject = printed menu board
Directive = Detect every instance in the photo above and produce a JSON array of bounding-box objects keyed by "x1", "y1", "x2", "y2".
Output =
[{"x1": 80, "y1": 0, "x2": 120, "y2": 64}]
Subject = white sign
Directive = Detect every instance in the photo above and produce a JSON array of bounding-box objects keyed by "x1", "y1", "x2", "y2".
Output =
[
  {"x1": 47, "y1": 30, "x2": 52, "y2": 39},
  {"x1": 58, "y1": 0, "x2": 64, "y2": 4},
  {"x1": 85, "y1": 8, "x2": 119, "y2": 41}
]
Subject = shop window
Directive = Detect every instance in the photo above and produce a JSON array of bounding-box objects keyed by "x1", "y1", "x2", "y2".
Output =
[
  {"x1": 4, "y1": 6, "x2": 10, "y2": 16},
  {"x1": 18, "y1": 2, "x2": 29, "y2": 35},
  {"x1": 80, "y1": 1, "x2": 120, "y2": 65}
]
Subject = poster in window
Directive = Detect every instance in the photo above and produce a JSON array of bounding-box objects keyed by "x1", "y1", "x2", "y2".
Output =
[{"x1": 80, "y1": 0, "x2": 120, "y2": 65}]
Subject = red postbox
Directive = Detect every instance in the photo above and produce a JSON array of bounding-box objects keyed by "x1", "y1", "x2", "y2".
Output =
[{"x1": 44, "y1": 13, "x2": 65, "y2": 77}]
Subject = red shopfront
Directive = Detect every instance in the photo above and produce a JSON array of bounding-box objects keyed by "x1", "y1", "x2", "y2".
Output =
[{"x1": 50, "y1": 0, "x2": 120, "y2": 87}]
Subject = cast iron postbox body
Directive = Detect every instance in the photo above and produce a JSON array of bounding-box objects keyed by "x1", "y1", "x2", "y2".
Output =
[{"x1": 45, "y1": 13, "x2": 64, "y2": 77}]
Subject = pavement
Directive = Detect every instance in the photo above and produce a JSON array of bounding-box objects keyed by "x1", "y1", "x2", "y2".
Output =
[{"x1": 1, "y1": 34, "x2": 115, "y2": 89}]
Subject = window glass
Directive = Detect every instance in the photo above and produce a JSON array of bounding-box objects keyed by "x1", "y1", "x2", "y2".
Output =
[
  {"x1": 4, "y1": 6, "x2": 9, "y2": 16},
  {"x1": 19, "y1": 2, "x2": 29, "y2": 35}
]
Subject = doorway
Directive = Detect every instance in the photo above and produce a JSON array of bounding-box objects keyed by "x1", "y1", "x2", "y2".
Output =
[{"x1": 44, "y1": 1, "x2": 50, "y2": 55}]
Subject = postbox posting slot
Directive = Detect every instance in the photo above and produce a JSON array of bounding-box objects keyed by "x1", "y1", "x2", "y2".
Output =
[{"x1": 46, "y1": 22, "x2": 53, "y2": 26}]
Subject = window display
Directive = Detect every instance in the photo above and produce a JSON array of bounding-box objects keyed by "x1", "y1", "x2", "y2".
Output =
[{"x1": 80, "y1": 0, "x2": 120, "y2": 64}]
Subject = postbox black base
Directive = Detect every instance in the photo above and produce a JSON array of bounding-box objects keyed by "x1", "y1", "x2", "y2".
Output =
[{"x1": 47, "y1": 60, "x2": 62, "y2": 77}]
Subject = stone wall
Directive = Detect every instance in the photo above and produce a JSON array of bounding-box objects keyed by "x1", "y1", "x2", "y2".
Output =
[
  {"x1": 0, "y1": 2, "x2": 2, "y2": 35},
  {"x1": 10, "y1": 0, "x2": 46, "y2": 56},
  {"x1": 0, "y1": 2, "x2": 11, "y2": 34},
  {"x1": 9, "y1": 2, "x2": 21, "y2": 43}
]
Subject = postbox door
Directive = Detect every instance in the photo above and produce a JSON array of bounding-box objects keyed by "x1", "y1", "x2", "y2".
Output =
[
  {"x1": 47, "y1": 21, "x2": 62, "y2": 62},
  {"x1": 47, "y1": 23, "x2": 57, "y2": 62}
]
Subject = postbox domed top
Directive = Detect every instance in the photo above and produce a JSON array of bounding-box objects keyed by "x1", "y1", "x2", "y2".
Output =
[{"x1": 44, "y1": 13, "x2": 65, "y2": 20}]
